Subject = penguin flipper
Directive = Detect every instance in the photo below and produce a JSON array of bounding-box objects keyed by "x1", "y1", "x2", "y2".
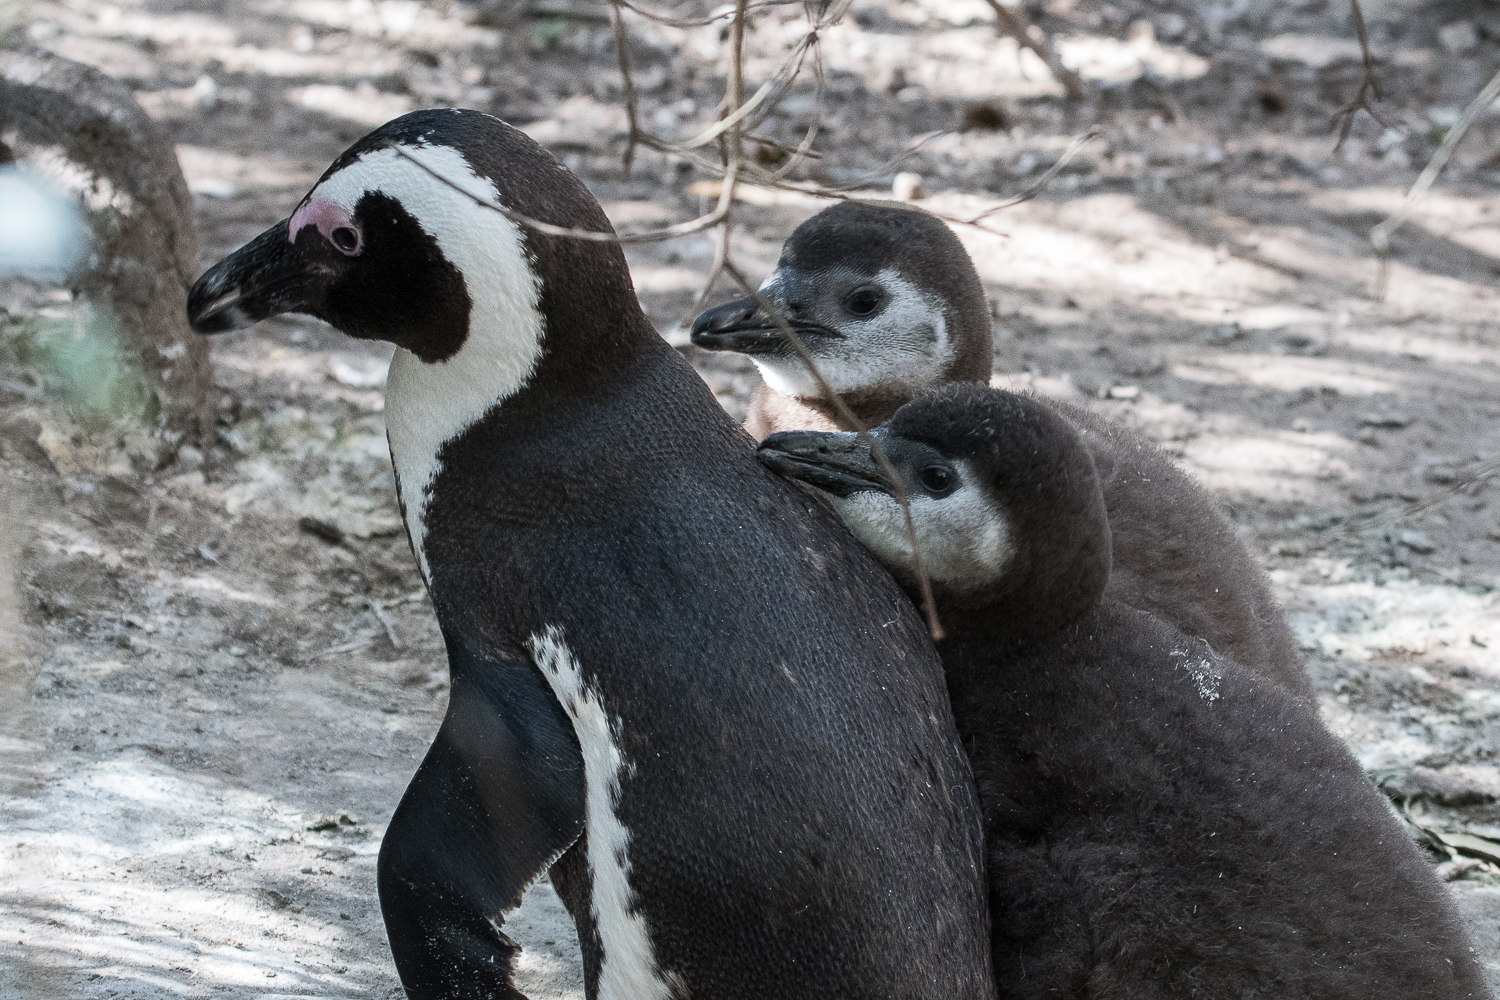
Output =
[{"x1": 378, "y1": 635, "x2": 586, "y2": 999}]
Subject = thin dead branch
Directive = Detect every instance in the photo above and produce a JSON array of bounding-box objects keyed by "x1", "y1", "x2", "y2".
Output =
[
  {"x1": 384, "y1": 141, "x2": 740, "y2": 242},
  {"x1": 1370, "y1": 63, "x2": 1500, "y2": 299},
  {"x1": 768, "y1": 33, "x2": 826, "y2": 180},
  {"x1": 609, "y1": 0, "x2": 642, "y2": 176},
  {"x1": 392, "y1": 0, "x2": 1088, "y2": 638},
  {"x1": 982, "y1": 0, "x2": 1085, "y2": 103},
  {"x1": 722, "y1": 259, "x2": 946, "y2": 640},
  {"x1": 965, "y1": 126, "x2": 1100, "y2": 223},
  {"x1": 1329, "y1": 0, "x2": 1388, "y2": 152},
  {"x1": 611, "y1": 0, "x2": 781, "y2": 30},
  {"x1": 1338, "y1": 457, "x2": 1500, "y2": 538}
]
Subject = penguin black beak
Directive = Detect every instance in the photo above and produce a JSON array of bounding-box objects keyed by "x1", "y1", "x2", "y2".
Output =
[
  {"x1": 757, "y1": 430, "x2": 892, "y2": 499},
  {"x1": 187, "y1": 220, "x2": 319, "y2": 334},
  {"x1": 690, "y1": 296, "x2": 778, "y2": 353},
  {"x1": 689, "y1": 295, "x2": 839, "y2": 354}
]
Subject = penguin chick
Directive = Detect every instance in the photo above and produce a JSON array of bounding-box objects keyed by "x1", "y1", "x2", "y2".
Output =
[
  {"x1": 698, "y1": 202, "x2": 1309, "y2": 698},
  {"x1": 758, "y1": 382, "x2": 1491, "y2": 1000},
  {"x1": 691, "y1": 201, "x2": 991, "y2": 437}
]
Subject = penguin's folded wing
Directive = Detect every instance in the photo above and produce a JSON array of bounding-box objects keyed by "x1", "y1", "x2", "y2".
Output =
[{"x1": 377, "y1": 632, "x2": 586, "y2": 996}]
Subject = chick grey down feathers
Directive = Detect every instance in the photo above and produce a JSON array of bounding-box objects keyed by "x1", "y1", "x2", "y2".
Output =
[
  {"x1": 758, "y1": 383, "x2": 1490, "y2": 999},
  {"x1": 696, "y1": 201, "x2": 1310, "y2": 699}
]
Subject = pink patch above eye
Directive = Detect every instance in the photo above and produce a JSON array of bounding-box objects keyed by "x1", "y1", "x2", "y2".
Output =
[{"x1": 289, "y1": 199, "x2": 361, "y2": 254}]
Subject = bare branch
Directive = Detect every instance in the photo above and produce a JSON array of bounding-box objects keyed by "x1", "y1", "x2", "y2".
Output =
[
  {"x1": 965, "y1": 126, "x2": 1100, "y2": 223},
  {"x1": 384, "y1": 141, "x2": 738, "y2": 243},
  {"x1": 1370, "y1": 63, "x2": 1500, "y2": 298},
  {"x1": 1329, "y1": 0, "x2": 1389, "y2": 152},
  {"x1": 609, "y1": 0, "x2": 642, "y2": 176},
  {"x1": 983, "y1": 0, "x2": 1085, "y2": 103},
  {"x1": 612, "y1": 0, "x2": 782, "y2": 29},
  {"x1": 722, "y1": 259, "x2": 946, "y2": 640},
  {"x1": 1338, "y1": 457, "x2": 1500, "y2": 537},
  {"x1": 768, "y1": 31, "x2": 826, "y2": 180}
]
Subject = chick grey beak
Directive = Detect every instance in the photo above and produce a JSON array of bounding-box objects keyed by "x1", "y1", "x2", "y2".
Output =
[
  {"x1": 756, "y1": 430, "x2": 893, "y2": 498},
  {"x1": 187, "y1": 219, "x2": 315, "y2": 333}
]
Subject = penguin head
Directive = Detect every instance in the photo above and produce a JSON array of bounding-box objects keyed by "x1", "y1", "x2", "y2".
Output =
[
  {"x1": 187, "y1": 108, "x2": 639, "y2": 370},
  {"x1": 757, "y1": 384, "x2": 1110, "y2": 636},
  {"x1": 690, "y1": 202, "x2": 992, "y2": 404}
]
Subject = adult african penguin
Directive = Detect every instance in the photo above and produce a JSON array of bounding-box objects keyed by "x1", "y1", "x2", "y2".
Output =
[
  {"x1": 758, "y1": 382, "x2": 1491, "y2": 999},
  {"x1": 693, "y1": 202, "x2": 1311, "y2": 699},
  {"x1": 187, "y1": 110, "x2": 996, "y2": 1000}
]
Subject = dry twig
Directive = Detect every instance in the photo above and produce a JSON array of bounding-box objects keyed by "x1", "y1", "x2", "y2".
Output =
[
  {"x1": 982, "y1": 0, "x2": 1085, "y2": 103},
  {"x1": 965, "y1": 126, "x2": 1100, "y2": 223},
  {"x1": 721, "y1": 259, "x2": 947, "y2": 640},
  {"x1": 1329, "y1": 0, "x2": 1388, "y2": 152},
  {"x1": 392, "y1": 0, "x2": 1094, "y2": 637},
  {"x1": 610, "y1": 0, "x2": 642, "y2": 176},
  {"x1": 1338, "y1": 458, "x2": 1500, "y2": 540},
  {"x1": 1369, "y1": 64, "x2": 1500, "y2": 299}
]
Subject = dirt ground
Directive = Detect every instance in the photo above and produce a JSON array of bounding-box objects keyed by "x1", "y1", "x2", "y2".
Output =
[{"x1": 2, "y1": 0, "x2": 1500, "y2": 996}]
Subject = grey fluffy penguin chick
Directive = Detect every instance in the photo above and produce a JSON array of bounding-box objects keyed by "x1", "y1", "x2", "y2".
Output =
[
  {"x1": 759, "y1": 382, "x2": 1490, "y2": 1000},
  {"x1": 694, "y1": 202, "x2": 1310, "y2": 698}
]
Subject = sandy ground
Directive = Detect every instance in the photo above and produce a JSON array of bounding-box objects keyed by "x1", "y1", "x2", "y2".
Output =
[{"x1": 3, "y1": 0, "x2": 1500, "y2": 996}]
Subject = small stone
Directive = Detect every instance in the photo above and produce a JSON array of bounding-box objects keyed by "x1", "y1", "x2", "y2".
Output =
[
  {"x1": 1398, "y1": 530, "x2": 1436, "y2": 554},
  {"x1": 328, "y1": 355, "x2": 387, "y2": 388},
  {"x1": 299, "y1": 516, "x2": 345, "y2": 545},
  {"x1": 176, "y1": 446, "x2": 204, "y2": 472},
  {"x1": 1439, "y1": 21, "x2": 1479, "y2": 55},
  {"x1": 1106, "y1": 385, "x2": 1140, "y2": 400},
  {"x1": 1436, "y1": 859, "x2": 1487, "y2": 883},
  {"x1": 1389, "y1": 766, "x2": 1495, "y2": 807},
  {"x1": 191, "y1": 75, "x2": 218, "y2": 110},
  {"x1": 961, "y1": 102, "x2": 1007, "y2": 131},
  {"x1": 1156, "y1": 12, "x2": 1187, "y2": 39},
  {"x1": 892, "y1": 172, "x2": 924, "y2": 201}
]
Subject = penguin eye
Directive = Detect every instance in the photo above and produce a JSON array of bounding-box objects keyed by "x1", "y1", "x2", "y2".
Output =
[
  {"x1": 917, "y1": 466, "x2": 954, "y2": 494},
  {"x1": 843, "y1": 286, "x2": 884, "y2": 317},
  {"x1": 330, "y1": 226, "x2": 362, "y2": 255}
]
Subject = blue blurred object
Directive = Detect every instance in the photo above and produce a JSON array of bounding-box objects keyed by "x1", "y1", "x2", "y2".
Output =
[{"x1": 0, "y1": 166, "x2": 89, "y2": 279}]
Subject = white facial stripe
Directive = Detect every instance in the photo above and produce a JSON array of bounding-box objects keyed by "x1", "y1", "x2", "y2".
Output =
[
  {"x1": 305, "y1": 143, "x2": 545, "y2": 583},
  {"x1": 826, "y1": 460, "x2": 1011, "y2": 594},
  {"x1": 753, "y1": 268, "x2": 951, "y2": 399},
  {"x1": 527, "y1": 628, "x2": 677, "y2": 1000}
]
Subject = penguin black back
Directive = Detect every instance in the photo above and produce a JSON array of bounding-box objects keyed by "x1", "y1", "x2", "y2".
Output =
[
  {"x1": 759, "y1": 383, "x2": 1490, "y2": 998},
  {"x1": 698, "y1": 203, "x2": 1310, "y2": 698},
  {"x1": 188, "y1": 111, "x2": 995, "y2": 1000}
]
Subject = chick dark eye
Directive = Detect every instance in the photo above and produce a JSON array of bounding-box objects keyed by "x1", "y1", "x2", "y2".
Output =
[
  {"x1": 843, "y1": 287, "x2": 884, "y2": 317},
  {"x1": 330, "y1": 226, "x2": 361, "y2": 254},
  {"x1": 918, "y1": 466, "x2": 953, "y2": 493}
]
